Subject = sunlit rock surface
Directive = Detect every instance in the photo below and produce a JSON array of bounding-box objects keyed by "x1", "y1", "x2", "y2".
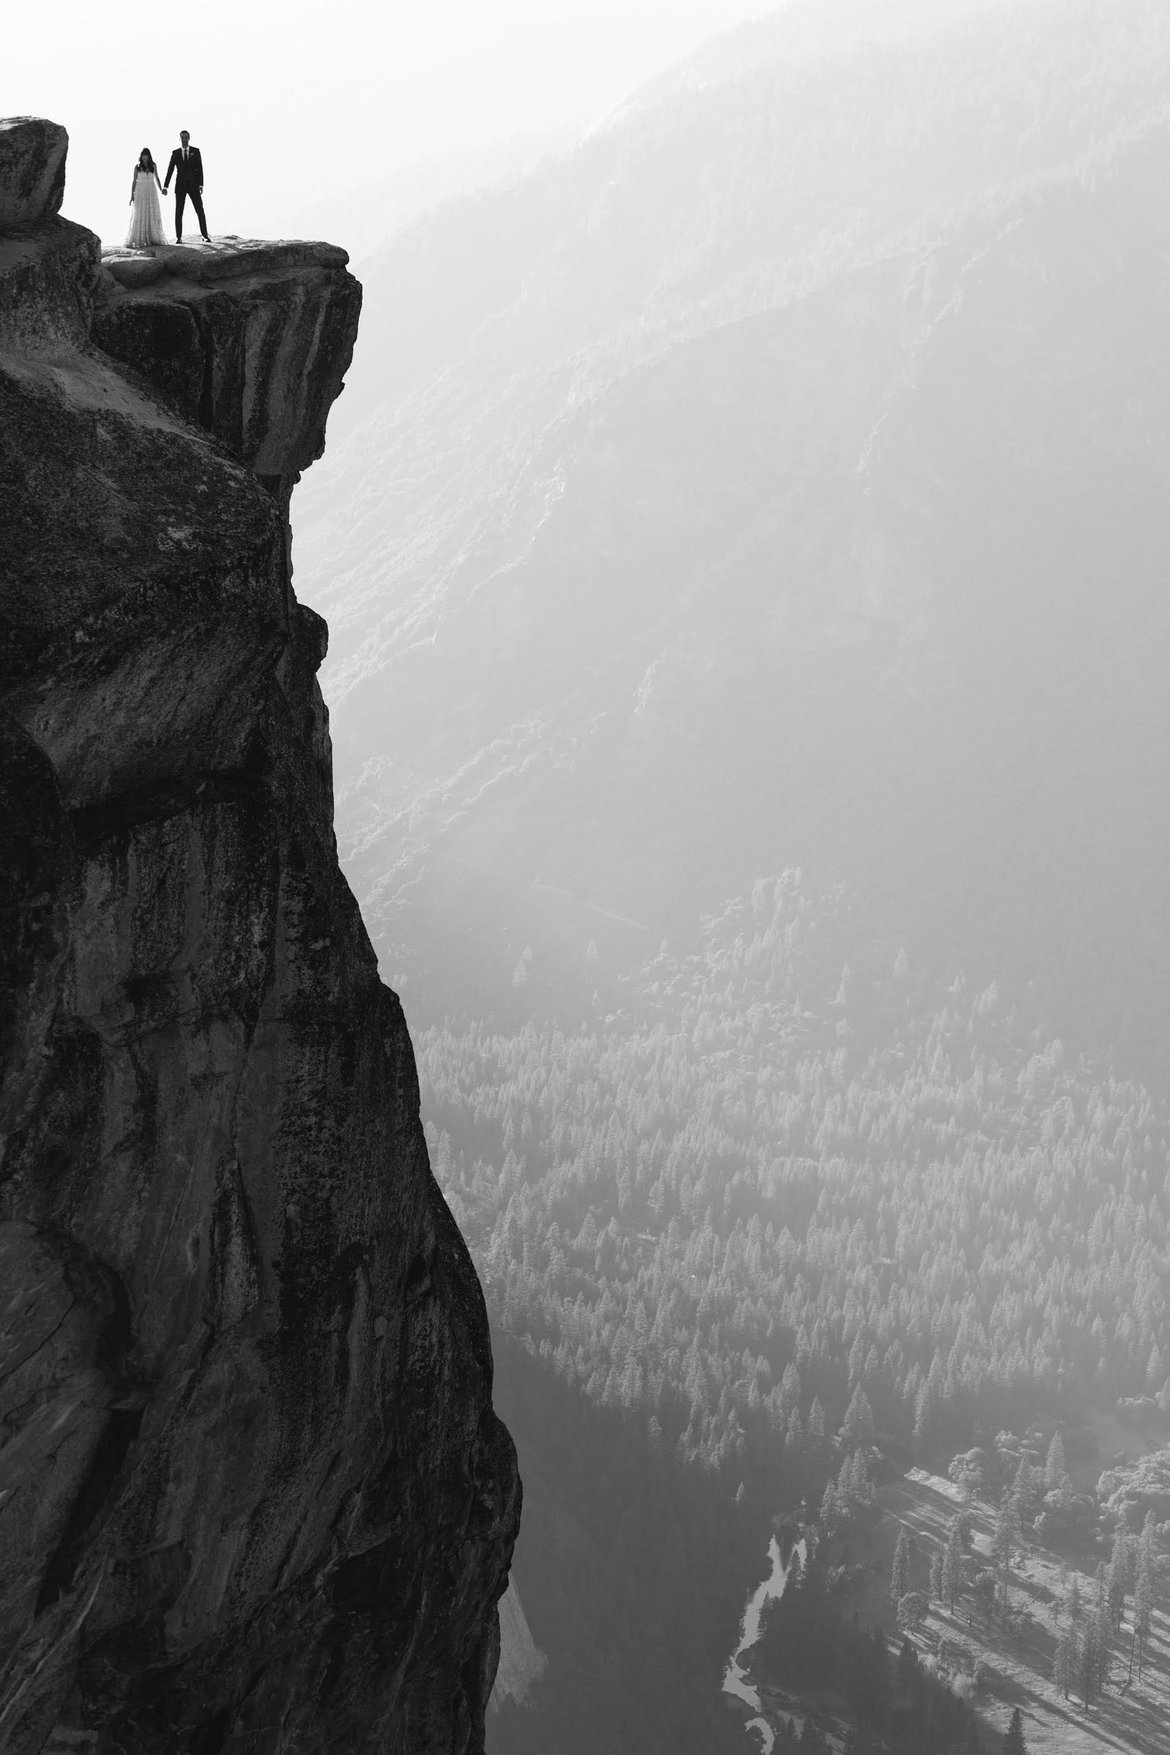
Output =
[
  {"x1": 0, "y1": 118, "x2": 519, "y2": 1755},
  {"x1": 488, "y1": 1578, "x2": 546, "y2": 1712}
]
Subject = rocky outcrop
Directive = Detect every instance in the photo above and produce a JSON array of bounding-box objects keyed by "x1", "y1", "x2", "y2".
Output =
[
  {"x1": 0, "y1": 118, "x2": 66, "y2": 230},
  {"x1": 94, "y1": 240, "x2": 361, "y2": 499},
  {"x1": 0, "y1": 119, "x2": 519, "y2": 1755}
]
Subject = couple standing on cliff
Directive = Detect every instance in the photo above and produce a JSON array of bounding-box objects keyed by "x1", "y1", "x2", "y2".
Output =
[{"x1": 126, "y1": 130, "x2": 209, "y2": 248}]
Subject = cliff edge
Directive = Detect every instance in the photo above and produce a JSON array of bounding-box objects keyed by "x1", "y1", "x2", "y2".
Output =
[{"x1": 0, "y1": 117, "x2": 519, "y2": 1754}]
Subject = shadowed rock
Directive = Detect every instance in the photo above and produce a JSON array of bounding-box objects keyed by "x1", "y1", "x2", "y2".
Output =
[
  {"x1": 0, "y1": 117, "x2": 519, "y2": 1755},
  {"x1": 95, "y1": 240, "x2": 362, "y2": 494},
  {"x1": 0, "y1": 117, "x2": 67, "y2": 229}
]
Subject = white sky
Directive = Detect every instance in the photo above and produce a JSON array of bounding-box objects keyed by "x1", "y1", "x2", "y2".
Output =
[{"x1": 8, "y1": 0, "x2": 773, "y2": 247}]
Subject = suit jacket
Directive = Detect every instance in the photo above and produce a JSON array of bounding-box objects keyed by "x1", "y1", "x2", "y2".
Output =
[{"x1": 165, "y1": 146, "x2": 204, "y2": 193}]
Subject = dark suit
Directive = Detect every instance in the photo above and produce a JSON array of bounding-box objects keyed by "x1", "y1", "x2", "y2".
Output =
[{"x1": 164, "y1": 145, "x2": 208, "y2": 241}]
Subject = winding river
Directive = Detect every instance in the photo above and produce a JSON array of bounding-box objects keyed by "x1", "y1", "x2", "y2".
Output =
[{"x1": 722, "y1": 1534, "x2": 807, "y2": 1754}]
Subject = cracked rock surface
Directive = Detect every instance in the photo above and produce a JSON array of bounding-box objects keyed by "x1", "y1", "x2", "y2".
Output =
[{"x1": 0, "y1": 118, "x2": 519, "y2": 1755}]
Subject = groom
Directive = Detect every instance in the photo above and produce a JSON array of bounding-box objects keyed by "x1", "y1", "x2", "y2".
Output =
[{"x1": 163, "y1": 130, "x2": 209, "y2": 243}]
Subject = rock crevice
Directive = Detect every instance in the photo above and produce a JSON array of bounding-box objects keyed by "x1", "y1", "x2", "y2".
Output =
[{"x1": 0, "y1": 118, "x2": 518, "y2": 1755}]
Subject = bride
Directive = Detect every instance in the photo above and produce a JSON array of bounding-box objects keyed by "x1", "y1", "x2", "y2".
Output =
[{"x1": 125, "y1": 148, "x2": 167, "y2": 248}]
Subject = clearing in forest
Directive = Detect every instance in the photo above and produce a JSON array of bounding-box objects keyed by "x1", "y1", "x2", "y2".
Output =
[{"x1": 834, "y1": 1466, "x2": 1170, "y2": 1755}]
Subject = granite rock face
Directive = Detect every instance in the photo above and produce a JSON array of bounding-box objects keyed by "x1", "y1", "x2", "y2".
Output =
[
  {"x1": 0, "y1": 118, "x2": 519, "y2": 1755},
  {"x1": 0, "y1": 118, "x2": 67, "y2": 230},
  {"x1": 94, "y1": 240, "x2": 361, "y2": 497}
]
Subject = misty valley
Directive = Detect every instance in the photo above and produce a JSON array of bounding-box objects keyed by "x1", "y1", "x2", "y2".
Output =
[
  {"x1": 6, "y1": 0, "x2": 1170, "y2": 1751},
  {"x1": 433, "y1": 885, "x2": 1170, "y2": 1754},
  {"x1": 292, "y1": 1, "x2": 1170, "y2": 1751}
]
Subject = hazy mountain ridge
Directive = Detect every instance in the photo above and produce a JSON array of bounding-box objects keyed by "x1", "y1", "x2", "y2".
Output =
[
  {"x1": 307, "y1": 0, "x2": 1170, "y2": 462},
  {"x1": 280, "y1": 9, "x2": 1170, "y2": 1748},
  {"x1": 301, "y1": 144, "x2": 1170, "y2": 1057},
  {"x1": 296, "y1": 0, "x2": 1170, "y2": 1054},
  {"x1": 279, "y1": 128, "x2": 578, "y2": 273}
]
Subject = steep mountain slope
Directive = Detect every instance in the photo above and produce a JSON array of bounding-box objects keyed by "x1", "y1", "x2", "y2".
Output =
[
  {"x1": 0, "y1": 119, "x2": 517, "y2": 1753},
  {"x1": 295, "y1": 0, "x2": 1170, "y2": 1069}
]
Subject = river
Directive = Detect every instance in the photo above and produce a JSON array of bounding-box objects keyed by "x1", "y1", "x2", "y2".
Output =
[{"x1": 722, "y1": 1534, "x2": 806, "y2": 1754}]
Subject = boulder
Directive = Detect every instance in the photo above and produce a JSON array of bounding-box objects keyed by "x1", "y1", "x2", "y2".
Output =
[
  {"x1": 101, "y1": 251, "x2": 166, "y2": 288},
  {"x1": 0, "y1": 117, "x2": 67, "y2": 231}
]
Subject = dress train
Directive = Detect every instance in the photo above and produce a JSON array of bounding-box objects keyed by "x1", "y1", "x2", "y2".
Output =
[{"x1": 125, "y1": 171, "x2": 167, "y2": 248}]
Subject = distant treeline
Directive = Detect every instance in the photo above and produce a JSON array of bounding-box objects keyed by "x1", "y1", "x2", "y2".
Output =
[{"x1": 428, "y1": 874, "x2": 1169, "y2": 1491}]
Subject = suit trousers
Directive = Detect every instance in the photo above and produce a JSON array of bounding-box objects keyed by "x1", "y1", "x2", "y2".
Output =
[{"x1": 174, "y1": 184, "x2": 209, "y2": 240}]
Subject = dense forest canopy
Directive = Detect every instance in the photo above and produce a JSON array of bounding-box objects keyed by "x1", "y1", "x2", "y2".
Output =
[
  {"x1": 449, "y1": 877, "x2": 1170, "y2": 1752},
  {"x1": 429, "y1": 874, "x2": 1169, "y2": 1487}
]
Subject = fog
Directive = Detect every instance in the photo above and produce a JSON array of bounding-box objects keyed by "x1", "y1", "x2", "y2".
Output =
[
  {"x1": 11, "y1": 0, "x2": 770, "y2": 247},
  {"x1": 295, "y1": 0, "x2": 1170, "y2": 1064},
  {"x1": 281, "y1": 10, "x2": 1170, "y2": 1740},
  {"x1": 8, "y1": 2, "x2": 1170, "y2": 1752}
]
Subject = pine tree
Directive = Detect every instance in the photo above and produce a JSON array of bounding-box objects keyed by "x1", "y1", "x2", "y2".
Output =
[
  {"x1": 837, "y1": 1451, "x2": 859, "y2": 1510},
  {"x1": 941, "y1": 1517, "x2": 964, "y2": 1613},
  {"x1": 1077, "y1": 1609, "x2": 1112, "y2": 1704},
  {"x1": 930, "y1": 1545, "x2": 944, "y2": 1603},
  {"x1": 1003, "y1": 1706, "x2": 1027, "y2": 1754},
  {"x1": 1045, "y1": 1430, "x2": 1066, "y2": 1488},
  {"x1": 913, "y1": 1378, "x2": 937, "y2": 1455},
  {"x1": 992, "y1": 1497, "x2": 1021, "y2": 1633},
  {"x1": 1138, "y1": 1507, "x2": 1158, "y2": 1577},
  {"x1": 786, "y1": 1407, "x2": 804, "y2": 1455},
  {"x1": 1011, "y1": 1456, "x2": 1035, "y2": 1516},
  {"x1": 1096, "y1": 1602, "x2": 1113, "y2": 1694},
  {"x1": 840, "y1": 1383, "x2": 875, "y2": 1450},
  {"x1": 1083, "y1": 1561, "x2": 1115, "y2": 1695},
  {"x1": 1067, "y1": 1572, "x2": 1083, "y2": 1624},
  {"x1": 1134, "y1": 1529, "x2": 1154, "y2": 1681},
  {"x1": 1077, "y1": 1619, "x2": 1099, "y2": 1704},
  {"x1": 1109, "y1": 1523, "x2": 1131, "y2": 1629},
  {"x1": 1053, "y1": 1625, "x2": 1074, "y2": 1699},
  {"x1": 891, "y1": 1526, "x2": 912, "y2": 1608},
  {"x1": 778, "y1": 1360, "x2": 802, "y2": 1419}
]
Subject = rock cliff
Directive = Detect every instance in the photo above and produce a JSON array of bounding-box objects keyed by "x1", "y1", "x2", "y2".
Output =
[{"x1": 0, "y1": 117, "x2": 519, "y2": 1755}]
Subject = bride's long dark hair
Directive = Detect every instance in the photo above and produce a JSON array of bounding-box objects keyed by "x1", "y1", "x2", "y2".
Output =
[{"x1": 137, "y1": 148, "x2": 155, "y2": 172}]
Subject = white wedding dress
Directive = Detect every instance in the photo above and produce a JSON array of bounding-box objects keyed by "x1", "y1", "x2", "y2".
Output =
[{"x1": 125, "y1": 167, "x2": 167, "y2": 248}]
